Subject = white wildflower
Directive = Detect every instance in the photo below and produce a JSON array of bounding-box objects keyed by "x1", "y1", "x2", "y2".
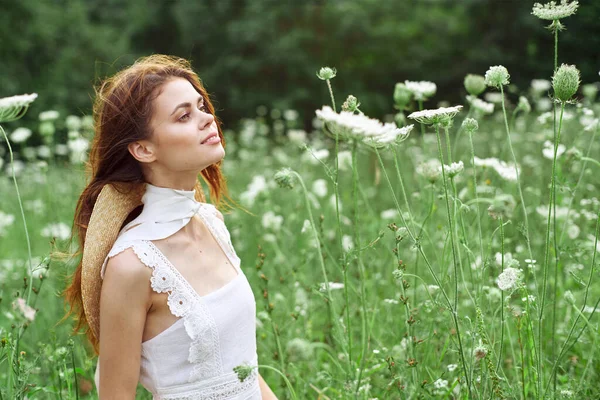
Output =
[
  {"x1": 447, "y1": 364, "x2": 458, "y2": 372},
  {"x1": 300, "y1": 219, "x2": 311, "y2": 234},
  {"x1": 542, "y1": 140, "x2": 566, "y2": 159},
  {"x1": 240, "y1": 175, "x2": 268, "y2": 206},
  {"x1": 0, "y1": 94, "x2": 38, "y2": 122},
  {"x1": 342, "y1": 235, "x2": 354, "y2": 251},
  {"x1": 496, "y1": 267, "x2": 522, "y2": 291},
  {"x1": 0, "y1": 211, "x2": 16, "y2": 236},
  {"x1": 532, "y1": 0, "x2": 579, "y2": 20},
  {"x1": 466, "y1": 95, "x2": 494, "y2": 115},
  {"x1": 473, "y1": 156, "x2": 518, "y2": 181},
  {"x1": 287, "y1": 129, "x2": 307, "y2": 145},
  {"x1": 380, "y1": 209, "x2": 399, "y2": 220},
  {"x1": 9, "y1": 127, "x2": 32, "y2": 143},
  {"x1": 407, "y1": 105, "x2": 463, "y2": 125},
  {"x1": 383, "y1": 298, "x2": 399, "y2": 305},
  {"x1": 261, "y1": 211, "x2": 283, "y2": 231},
  {"x1": 417, "y1": 158, "x2": 442, "y2": 183},
  {"x1": 12, "y1": 298, "x2": 36, "y2": 321},
  {"x1": 363, "y1": 124, "x2": 413, "y2": 148},
  {"x1": 531, "y1": 79, "x2": 552, "y2": 93},
  {"x1": 40, "y1": 222, "x2": 71, "y2": 241},
  {"x1": 444, "y1": 161, "x2": 464, "y2": 178},
  {"x1": 404, "y1": 80, "x2": 437, "y2": 101},
  {"x1": 65, "y1": 115, "x2": 82, "y2": 131},
  {"x1": 320, "y1": 282, "x2": 344, "y2": 291},
  {"x1": 312, "y1": 179, "x2": 328, "y2": 198},
  {"x1": 37, "y1": 145, "x2": 51, "y2": 159},
  {"x1": 433, "y1": 378, "x2": 449, "y2": 389},
  {"x1": 283, "y1": 109, "x2": 298, "y2": 121},
  {"x1": 315, "y1": 106, "x2": 412, "y2": 143},
  {"x1": 38, "y1": 110, "x2": 59, "y2": 121},
  {"x1": 337, "y1": 150, "x2": 352, "y2": 171}
]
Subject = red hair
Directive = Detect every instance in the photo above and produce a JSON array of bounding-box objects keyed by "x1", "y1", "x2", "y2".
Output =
[{"x1": 60, "y1": 55, "x2": 233, "y2": 353}]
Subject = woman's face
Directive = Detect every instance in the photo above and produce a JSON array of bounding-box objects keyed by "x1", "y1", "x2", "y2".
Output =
[{"x1": 145, "y1": 77, "x2": 224, "y2": 176}]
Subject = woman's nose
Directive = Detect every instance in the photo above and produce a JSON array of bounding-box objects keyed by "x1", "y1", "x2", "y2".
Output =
[{"x1": 200, "y1": 110, "x2": 214, "y2": 130}]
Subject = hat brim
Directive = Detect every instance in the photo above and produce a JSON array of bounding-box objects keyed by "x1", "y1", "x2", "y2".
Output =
[{"x1": 81, "y1": 182, "x2": 145, "y2": 341}]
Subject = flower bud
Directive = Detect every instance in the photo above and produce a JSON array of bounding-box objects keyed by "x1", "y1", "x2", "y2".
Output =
[
  {"x1": 274, "y1": 168, "x2": 296, "y2": 189},
  {"x1": 341, "y1": 95, "x2": 360, "y2": 112},
  {"x1": 394, "y1": 112, "x2": 406, "y2": 127},
  {"x1": 316, "y1": 67, "x2": 337, "y2": 81},
  {"x1": 485, "y1": 66, "x2": 510, "y2": 88},
  {"x1": 464, "y1": 74, "x2": 486, "y2": 96},
  {"x1": 582, "y1": 83, "x2": 598, "y2": 102},
  {"x1": 462, "y1": 117, "x2": 479, "y2": 134},
  {"x1": 552, "y1": 64, "x2": 580, "y2": 102},
  {"x1": 515, "y1": 96, "x2": 532, "y2": 113},
  {"x1": 393, "y1": 83, "x2": 413, "y2": 109}
]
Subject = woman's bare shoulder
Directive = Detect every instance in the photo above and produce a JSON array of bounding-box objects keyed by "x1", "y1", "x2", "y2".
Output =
[{"x1": 103, "y1": 247, "x2": 153, "y2": 293}]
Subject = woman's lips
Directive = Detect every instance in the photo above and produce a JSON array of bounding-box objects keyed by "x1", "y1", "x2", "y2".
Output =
[{"x1": 201, "y1": 132, "x2": 220, "y2": 144}]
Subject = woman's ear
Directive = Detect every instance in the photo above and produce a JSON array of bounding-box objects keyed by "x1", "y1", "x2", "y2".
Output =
[{"x1": 128, "y1": 141, "x2": 156, "y2": 164}]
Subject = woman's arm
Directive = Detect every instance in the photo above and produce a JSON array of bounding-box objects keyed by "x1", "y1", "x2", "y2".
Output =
[
  {"x1": 98, "y1": 248, "x2": 153, "y2": 399},
  {"x1": 258, "y1": 373, "x2": 278, "y2": 399}
]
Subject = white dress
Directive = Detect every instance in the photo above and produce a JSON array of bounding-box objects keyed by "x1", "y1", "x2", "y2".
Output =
[{"x1": 94, "y1": 196, "x2": 261, "y2": 399}]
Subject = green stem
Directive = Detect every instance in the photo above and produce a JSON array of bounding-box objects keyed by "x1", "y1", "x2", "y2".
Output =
[
  {"x1": 467, "y1": 129, "x2": 485, "y2": 299},
  {"x1": 258, "y1": 365, "x2": 298, "y2": 400},
  {"x1": 540, "y1": 102, "x2": 565, "y2": 391},
  {"x1": 374, "y1": 147, "x2": 473, "y2": 397},
  {"x1": 496, "y1": 216, "x2": 505, "y2": 373},
  {"x1": 551, "y1": 25, "x2": 559, "y2": 395},
  {"x1": 292, "y1": 171, "x2": 347, "y2": 363},
  {"x1": 351, "y1": 142, "x2": 370, "y2": 396},
  {"x1": 326, "y1": 80, "x2": 336, "y2": 112}
]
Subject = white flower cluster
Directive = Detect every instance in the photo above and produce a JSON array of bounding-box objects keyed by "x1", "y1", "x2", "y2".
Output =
[
  {"x1": 240, "y1": 175, "x2": 269, "y2": 206},
  {"x1": 531, "y1": 79, "x2": 552, "y2": 93},
  {"x1": 404, "y1": 80, "x2": 437, "y2": 101},
  {"x1": 261, "y1": 211, "x2": 283, "y2": 231},
  {"x1": 9, "y1": 127, "x2": 32, "y2": 143},
  {"x1": 407, "y1": 105, "x2": 463, "y2": 125},
  {"x1": 444, "y1": 161, "x2": 464, "y2": 178},
  {"x1": 473, "y1": 157, "x2": 519, "y2": 181},
  {"x1": 496, "y1": 267, "x2": 522, "y2": 291},
  {"x1": 542, "y1": 140, "x2": 566, "y2": 159},
  {"x1": 416, "y1": 158, "x2": 442, "y2": 183},
  {"x1": 0, "y1": 94, "x2": 38, "y2": 122},
  {"x1": 315, "y1": 106, "x2": 412, "y2": 147},
  {"x1": 467, "y1": 95, "x2": 494, "y2": 115},
  {"x1": 532, "y1": 0, "x2": 579, "y2": 20},
  {"x1": 0, "y1": 210, "x2": 16, "y2": 236},
  {"x1": 40, "y1": 222, "x2": 71, "y2": 241}
]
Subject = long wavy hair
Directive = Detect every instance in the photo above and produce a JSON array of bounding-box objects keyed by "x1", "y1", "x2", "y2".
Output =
[{"x1": 60, "y1": 54, "x2": 233, "y2": 353}]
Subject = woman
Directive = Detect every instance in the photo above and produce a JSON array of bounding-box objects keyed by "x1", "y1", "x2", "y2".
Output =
[{"x1": 63, "y1": 54, "x2": 277, "y2": 399}]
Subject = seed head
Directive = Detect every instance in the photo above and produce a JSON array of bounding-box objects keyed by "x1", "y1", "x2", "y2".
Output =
[
  {"x1": 316, "y1": 67, "x2": 337, "y2": 81},
  {"x1": 485, "y1": 66, "x2": 510, "y2": 88},
  {"x1": 552, "y1": 64, "x2": 580, "y2": 103},
  {"x1": 393, "y1": 83, "x2": 413, "y2": 109},
  {"x1": 462, "y1": 118, "x2": 479, "y2": 134},
  {"x1": 341, "y1": 95, "x2": 360, "y2": 113},
  {"x1": 233, "y1": 363, "x2": 255, "y2": 382},
  {"x1": 274, "y1": 168, "x2": 296, "y2": 189},
  {"x1": 464, "y1": 74, "x2": 486, "y2": 96},
  {"x1": 532, "y1": 0, "x2": 579, "y2": 20}
]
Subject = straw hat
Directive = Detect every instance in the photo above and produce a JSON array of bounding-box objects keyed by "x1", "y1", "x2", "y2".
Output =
[{"x1": 81, "y1": 182, "x2": 146, "y2": 341}]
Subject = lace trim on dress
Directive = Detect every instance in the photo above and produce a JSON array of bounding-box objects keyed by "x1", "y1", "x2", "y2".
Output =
[
  {"x1": 156, "y1": 369, "x2": 260, "y2": 400},
  {"x1": 107, "y1": 240, "x2": 224, "y2": 382}
]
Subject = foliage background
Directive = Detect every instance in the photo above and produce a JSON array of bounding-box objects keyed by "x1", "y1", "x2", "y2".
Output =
[{"x1": 1, "y1": 0, "x2": 599, "y2": 130}]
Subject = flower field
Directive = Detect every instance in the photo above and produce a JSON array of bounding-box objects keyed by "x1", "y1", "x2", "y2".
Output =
[{"x1": 1, "y1": 1, "x2": 599, "y2": 399}]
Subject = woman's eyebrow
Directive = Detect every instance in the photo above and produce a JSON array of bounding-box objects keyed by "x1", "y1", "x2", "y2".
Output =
[{"x1": 169, "y1": 96, "x2": 204, "y2": 116}]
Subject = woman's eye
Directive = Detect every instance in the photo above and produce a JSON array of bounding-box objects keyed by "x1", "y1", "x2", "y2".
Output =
[
  {"x1": 199, "y1": 104, "x2": 208, "y2": 112},
  {"x1": 179, "y1": 113, "x2": 190, "y2": 122}
]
